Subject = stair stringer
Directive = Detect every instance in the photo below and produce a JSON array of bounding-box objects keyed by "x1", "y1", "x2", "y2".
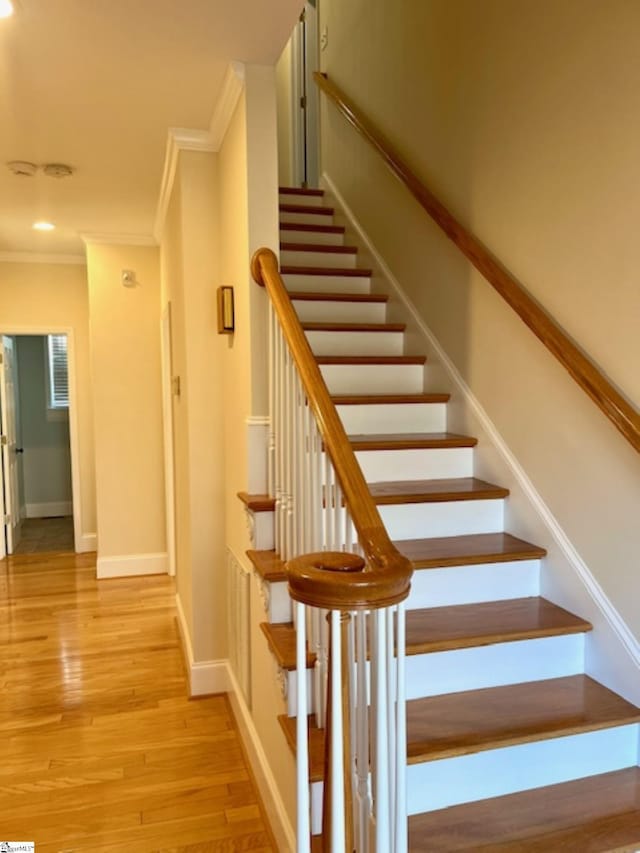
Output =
[{"x1": 321, "y1": 171, "x2": 640, "y2": 708}]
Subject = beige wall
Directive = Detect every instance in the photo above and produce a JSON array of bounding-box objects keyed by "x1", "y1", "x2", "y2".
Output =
[
  {"x1": 160, "y1": 149, "x2": 228, "y2": 664},
  {"x1": 86, "y1": 245, "x2": 166, "y2": 564},
  {"x1": 276, "y1": 39, "x2": 294, "y2": 186},
  {"x1": 319, "y1": 0, "x2": 640, "y2": 637},
  {"x1": 0, "y1": 261, "x2": 96, "y2": 545}
]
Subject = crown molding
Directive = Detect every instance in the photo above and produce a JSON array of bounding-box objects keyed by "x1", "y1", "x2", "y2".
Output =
[
  {"x1": 209, "y1": 61, "x2": 245, "y2": 150},
  {"x1": 153, "y1": 60, "x2": 246, "y2": 241},
  {"x1": 0, "y1": 251, "x2": 86, "y2": 265},
  {"x1": 81, "y1": 232, "x2": 157, "y2": 247}
]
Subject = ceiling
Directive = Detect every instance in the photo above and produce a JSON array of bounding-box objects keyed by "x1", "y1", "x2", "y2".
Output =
[{"x1": 0, "y1": 0, "x2": 300, "y2": 256}]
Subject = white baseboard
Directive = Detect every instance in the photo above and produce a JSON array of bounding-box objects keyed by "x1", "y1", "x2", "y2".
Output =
[
  {"x1": 26, "y1": 501, "x2": 72, "y2": 518},
  {"x1": 227, "y1": 668, "x2": 296, "y2": 853},
  {"x1": 323, "y1": 171, "x2": 640, "y2": 704},
  {"x1": 76, "y1": 532, "x2": 97, "y2": 553},
  {"x1": 96, "y1": 551, "x2": 168, "y2": 579},
  {"x1": 174, "y1": 592, "x2": 232, "y2": 696}
]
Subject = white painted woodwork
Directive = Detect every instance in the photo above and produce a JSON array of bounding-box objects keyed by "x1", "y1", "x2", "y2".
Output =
[
  {"x1": 406, "y1": 559, "x2": 541, "y2": 610},
  {"x1": 280, "y1": 227, "x2": 345, "y2": 246},
  {"x1": 279, "y1": 192, "x2": 326, "y2": 208},
  {"x1": 376, "y1": 498, "x2": 505, "y2": 541},
  {"x1": 279, "y1": 210, "x2": 336, "y2": 226},
  {"x1": 283, "y1": 273, "x2": 371, "y2": 294},
  {"x1": 319, "y1": 363, "x2": 424, "y2": 395},
  {"x1": 0, "y1": 335, "x2": 21, "y2": 554},
  {"x1": 355, "y1": 447, "x2": 474, "y2": 482},
  {"x1": 292, "y1": 298, "x2": 387, "y2": 324},
  {"x1": 336, "y1": 402, "x2": 447, "y2": 434},
  {"x1": 404, "y1": 634, "x2": 585, "y2": 699},
  {"x1": 281, "y1": 249, "x2": 357, "y2": 269},
  {"x1": 406, "y1": 724, "x2": 640, "y2": 814},
  {"x1": 268, "y1": 580, "x2": 293, "y2": 624},
  {"x1": 306, "y1": 329, "x2": 404, "y2": 357}
]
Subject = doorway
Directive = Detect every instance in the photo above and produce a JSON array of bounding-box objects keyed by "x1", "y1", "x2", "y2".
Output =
[{"x1": 0, "y1": 333, "x2": 76, "y2": 556}]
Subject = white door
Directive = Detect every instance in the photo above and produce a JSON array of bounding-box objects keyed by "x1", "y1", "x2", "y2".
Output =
[{"x1": 0, "y1": 335, "x2": 22, "y2": 554}]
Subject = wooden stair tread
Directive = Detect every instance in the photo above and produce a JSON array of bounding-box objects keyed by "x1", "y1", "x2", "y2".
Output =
[
  {"x1": 303, "y1": 321, "x2": 406, "y2": 332},
  {"x1": 280, "y1": 242, "x2": 357, "y2": 254},
  {"x1": 236, "y1": 491, "x2": 275, "y2": 512},
  {"x1": 279, "y1": 676, "x2": 640, "y2": 781},
  {"x1": 368, "y1": 477, "x2": 508, "y2": 504},
  {"x1": 395, "y1": 532, "x2": 547, "y2": 568},
  {"x1": 246, "y1": 549, "x2": 287, "y2": 582},
  {"x1": 279, "y1": 203, "x2": 334, "y2": 215},
  {"x1": 408, "y1": 767, "x2": 640, "y2": 851},
  {"x1": 317, "y1": 355, "x2": 426, "y2": 365},
  {"x1": 279, "y1": 186, "x2": 324, "y2": 196},
  {"x1": 406, "y1": 675, "x2": 640, "y2": 764},
  {"x1": 404, "y1": 597, "x2": 592, "y2": 654},
  {"x1": 280, "y1": 222, "x2": 345, "y2": 234},
  {"x1": 281, "y1": 265, "x2": 372, "y2": 277},
  {"x1": 261, "y1": 622, "x2": 315, "y2": 670},
  {"x1": 333, "y1": 392, "x2": 450, "y2": 404},
  {"x1": 261, "y1": 598, "x2": 590, "y2": 669},
  {"x1": 289, "y1": 290, "x2": 388, "y2": 303},
  {"x1": 349, "y1": 432, "x2": 477, "y2": 450}
]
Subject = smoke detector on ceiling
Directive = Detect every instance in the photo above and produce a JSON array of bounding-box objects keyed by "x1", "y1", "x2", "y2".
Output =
[
  {"x1": 43, "y1": 163, "x2": 74, "y2": 178},
  {"x1": 7, "y1": 161, "x2": 38, "y2": 177}
]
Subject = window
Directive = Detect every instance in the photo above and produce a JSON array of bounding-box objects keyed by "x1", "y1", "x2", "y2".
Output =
[{"x1": 47, "y1": 334, "x2": 69, "y2": 410}]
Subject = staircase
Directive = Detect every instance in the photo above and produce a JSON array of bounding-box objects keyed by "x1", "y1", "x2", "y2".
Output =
[{"x1": 246, "y1": 186, "x2": 640, "y2": 851}]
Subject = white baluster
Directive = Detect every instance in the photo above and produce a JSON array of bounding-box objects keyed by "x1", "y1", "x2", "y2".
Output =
[
  {"x1": 329, "y1": 609, "x2": 345, "y2": 850},
  {"x1": 395, "y1": 602, "x2": 407, "y2": 853},
  {"x1": 374, "y1": 609, "x2": 391, "y2": 852},
  {"x1": 296, "y1": 601, "x2": 311, "y2": 853},
  {"x1": 355, "y1": 610, "x2": 370, "y2": 851}
]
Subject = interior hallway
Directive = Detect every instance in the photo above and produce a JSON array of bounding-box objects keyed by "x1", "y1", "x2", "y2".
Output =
[
  {"x1": 13, "y1": 516, "x2": 75, "y2": 554},
  {"x1": 0, "y1": 552, "x2": 275, "y2": 852}
]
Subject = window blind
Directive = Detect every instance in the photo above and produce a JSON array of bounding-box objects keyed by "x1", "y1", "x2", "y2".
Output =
[{"x1": 47, "y1": 334, "x2": 69, "y2": 408}]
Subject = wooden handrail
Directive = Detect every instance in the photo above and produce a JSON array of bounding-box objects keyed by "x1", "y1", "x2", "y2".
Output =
[
  {"x1": 251, "y1": 248, "x2": 412, "y2": 610},
  {"x1": 315, "y1": 71, "x2": 640, "y2": 455}
]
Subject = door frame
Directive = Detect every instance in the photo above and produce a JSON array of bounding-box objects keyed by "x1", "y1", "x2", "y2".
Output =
[
  {"x1": 0, "y1": 325, "x2": 83, "y2": 554},
  {"x1": 290, "y1": 1, "x2": 320, "y2": 188},
  {"x1": 160, "y1": 304, "x2": 176, "y2": 577}
]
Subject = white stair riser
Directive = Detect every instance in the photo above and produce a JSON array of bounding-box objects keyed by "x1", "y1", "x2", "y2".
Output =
[
  {"x1": 407, "y1": 724, "x2": 640, "y2": 814},
  {"x1": 356, "y1": 447, "x2": 474, "y2": 481},
  {"x1": 267, "y1": 580, "x2": 292, "y2": 623},
  {"x1": 286, "y1": 634, "x2": 584, "y2": 715},
  {"x1": 406, "y1": 634, "x2": 585, "y2": 699},
  {"x1": 280, "y1": 228, "x2": 345, "y2": 246},
  {"x1": 306, "y1": 330, "x2": 404, "y2": 357},
  {"x1": 281, "y1": 250, "x2": 357, "y2": 269},
  {"x1": 251, "y1": 511, "x2": 274, "y2": 551},
  {"x1": 408, "y1": 560, "x2": 541, "y2": 609},
  {"x1": 320, "y1": 363, "x2": 424, "y2": 395},
  {"x1": 377, "y1": 499, "x2": 504, "y2": 540},
  {"x1": 337, "y1": 402, "x2": 447, "y2": 434},
  {"x1": 280, "y1": 210, "x2": 335, "y2": 226},
  {"x1": 279, "y1": 193, "x2": 325, "y2": 208},
  {"x1": 293, "y1": 299, "x2": 387, "y2": 324},
  {"x1": 283, "y1": 273, "x2": 371, "y2": 294}
]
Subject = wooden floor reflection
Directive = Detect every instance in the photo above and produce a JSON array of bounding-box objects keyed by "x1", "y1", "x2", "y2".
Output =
[{"x1": 0, "y1": 552, "x2": 275, "y2": 852}]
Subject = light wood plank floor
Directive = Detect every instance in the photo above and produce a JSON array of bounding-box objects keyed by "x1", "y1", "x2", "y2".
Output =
[{"x1": 0, "y1": 551, "x2": 276, "y2": 852}]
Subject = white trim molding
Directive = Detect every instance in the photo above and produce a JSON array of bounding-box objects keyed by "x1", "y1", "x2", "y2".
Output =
[
  {"x1": 25, "y1": 501, "x2": 72, "y2": 518},
  {"x1": 175, "y1": 592, "x2": 232, "y2": 696},
  {"x1": 76, "y1": 532, "x2": 97, "y2": 553},
  {"x1": 81, "y1": 233, "x2": 157, "y2": 247},
  {"x1": 96, "y1": 551, "x2": 168, "y2": 579},
  {"x1": 0, "y1": 252, "x2": 86, "y2": 265},
  {"x1": 227, "y1": 668, "x2": 295, "y2": 853},
  {"x1": 154, "y1": 60, "x2": 246, "y2": 240},
  {"x1": 323, "y1": 170, "x2": 640, "y2": 705}
]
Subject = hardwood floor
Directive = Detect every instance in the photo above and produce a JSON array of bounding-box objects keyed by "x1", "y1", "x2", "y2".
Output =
[{"x1": 0, "y1": 551, "x2": 275, "y2": 852}]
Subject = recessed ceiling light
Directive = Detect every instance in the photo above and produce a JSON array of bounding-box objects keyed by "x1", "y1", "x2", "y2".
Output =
[
  {"x1": 33, "y1": 221, "x2": 56, "y2": 231},
  {"x1": 0, "y1": 0, "x2": 15, "y2": 19}
]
